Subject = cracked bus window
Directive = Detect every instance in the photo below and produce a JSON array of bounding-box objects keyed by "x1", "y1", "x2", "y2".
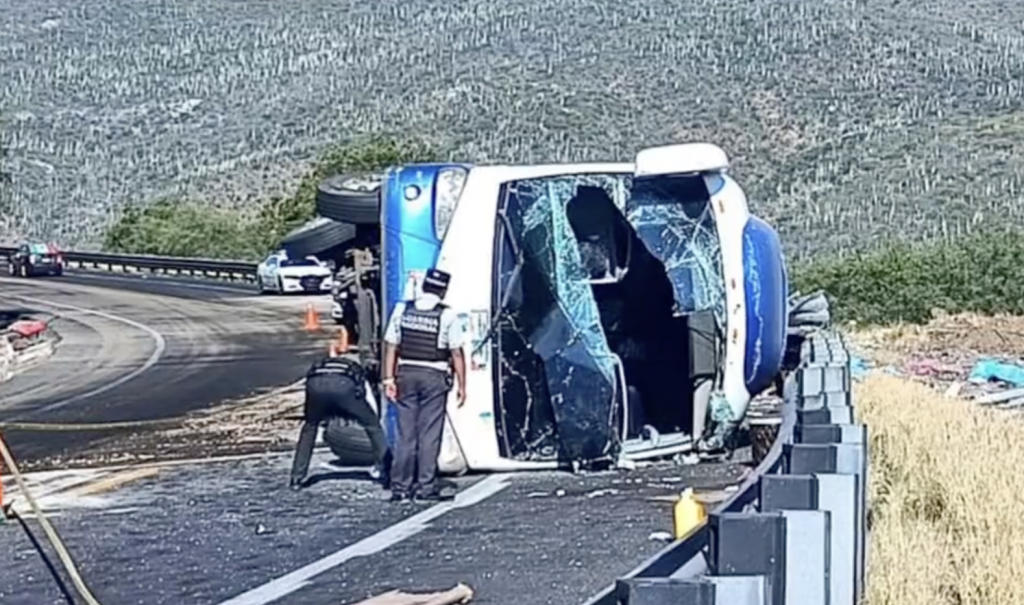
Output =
[
  {"x1": 627, "y1": 174, "x2": 726, "y2": 328},
  {"x1": 494, "y1": 173, "x2": 629, "y2": 463},
  {"x1": 492, "y1": 171, "x2": 729, "y2": 463},
  {"x1": 494, "y1": 198, "x2": 559, "y2": 460}
]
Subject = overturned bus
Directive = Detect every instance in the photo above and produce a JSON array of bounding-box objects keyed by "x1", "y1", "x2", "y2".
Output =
[{"x1": 327, "y1": 143, "x2": 789, "y2": 474}]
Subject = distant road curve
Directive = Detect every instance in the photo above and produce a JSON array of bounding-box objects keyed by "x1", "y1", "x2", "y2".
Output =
[{"x1": 0, "y1": 271, "x2": 328, "y2": 463}]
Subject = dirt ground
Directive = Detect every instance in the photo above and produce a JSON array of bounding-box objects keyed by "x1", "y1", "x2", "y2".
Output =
[
  {"x1": 850, "y1": 311, "x2": 1024, "y2": 362},
  {"x1": 14, "y1": 381, "x2": 309, "y2": 472}
]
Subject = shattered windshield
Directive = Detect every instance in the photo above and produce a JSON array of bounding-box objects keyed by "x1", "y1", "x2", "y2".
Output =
[
  {"x1": 492, "y1": 170, "x2": 726, "y2": 464},
  {"x1": 494, "y1": 173, "x2": 629, "y2": 463},
  {"x1": 626, "y1": 174, "x2": 726, "y2": 327}
]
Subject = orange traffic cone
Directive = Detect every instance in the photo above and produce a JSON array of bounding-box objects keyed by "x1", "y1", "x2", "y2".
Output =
[{"x1": 303, "y1": 303, "x2": 321, "y2": 332}]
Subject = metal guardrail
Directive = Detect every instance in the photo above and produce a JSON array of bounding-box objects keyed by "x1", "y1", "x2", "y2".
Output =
[
  {"x1": 583, "y1": 330, "x2": 867, "y2": 605},
  {"x1": 0, "y1": 246, "x2": 258, "y2": 282}
]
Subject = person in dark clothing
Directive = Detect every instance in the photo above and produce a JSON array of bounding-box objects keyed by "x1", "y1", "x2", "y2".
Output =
[
  {"x1": 381, "y1": 268, "x2": 467, "y2": 503},
  {"x1": 289, "y1": 330, "x2": 389, "y2": 490}
]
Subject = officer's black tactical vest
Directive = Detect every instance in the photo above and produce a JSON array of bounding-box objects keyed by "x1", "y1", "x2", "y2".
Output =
[
  {"x1": 398, "y1": 302, "x2": 450, "y2": 363},
  {"x1": 306, "y1": 355, "x2": 366, "y2": 399}
]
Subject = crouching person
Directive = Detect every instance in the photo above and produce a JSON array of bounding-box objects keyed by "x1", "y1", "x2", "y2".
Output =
[{"x1": 289, "y1": 329, "x2": 389, "y2": 490}]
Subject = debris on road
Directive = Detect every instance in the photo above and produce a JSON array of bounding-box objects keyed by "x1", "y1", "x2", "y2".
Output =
[
  {"x1": 13, "y1": 381, "x2": 308, "y2": 472},
  {"x1": 1, "y1": 313, "x2": 58, "y2": 383},
  {"x1": 347, "y1": 583, "x2": 474, "y2": 605}
]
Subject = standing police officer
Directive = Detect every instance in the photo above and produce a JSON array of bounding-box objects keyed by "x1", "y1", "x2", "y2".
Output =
[
  {"x1": 289, "y1": 329, "x2": 389, "y2": 490},
  {"x1": 381, "y1": 268, "x2": 467, "y2": 503}
]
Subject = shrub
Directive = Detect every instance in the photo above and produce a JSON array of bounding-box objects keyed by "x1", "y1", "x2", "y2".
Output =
[
  {"x1": 255, "y1": 134, "x2": 443, "y2": 244},
  {"x1": 103, "y1": 199, "x2": 263, "y2": 259},
  {"x1": 103, "y1": 135, "x2": 443, "y2": 259},
  {"x1": 791, "y1": 228, "x2": 1024, "y2": 325}
]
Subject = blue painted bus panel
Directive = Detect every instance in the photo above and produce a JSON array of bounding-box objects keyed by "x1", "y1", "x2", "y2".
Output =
[
  {"x1": 741, "y1": 216, "x2": 788, "y2": 396},
  {"x1": 379, "y1": 162, "x2": 473, "y2": 446}
]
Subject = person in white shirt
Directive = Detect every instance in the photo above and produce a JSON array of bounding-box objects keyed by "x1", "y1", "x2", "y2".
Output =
[{"x1": 381, "y1": 268, "x2": 467, "y2": 503}]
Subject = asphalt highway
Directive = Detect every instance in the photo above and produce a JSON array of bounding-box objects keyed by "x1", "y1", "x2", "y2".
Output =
[
  {"x1": 0, "y1": 270, "x2": 752, "y2": 605},
  {"x1": 0, "y1": 270, "x2": 330, "y2": 463},
  {"x1": 0, "y1": 452, "x2": 748, "y2": 605}
]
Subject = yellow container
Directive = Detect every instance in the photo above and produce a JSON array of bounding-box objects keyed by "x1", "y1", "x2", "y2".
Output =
[{"x1": 673, "y1": 488, "x2": 707, "y2": 539}]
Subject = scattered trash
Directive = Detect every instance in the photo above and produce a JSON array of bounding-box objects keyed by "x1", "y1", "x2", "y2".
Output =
[
  {"x1": 968, "y1": 358, "x2": 1024, "y2": 387},
  {"x1": 850, "y1": 356, "x2": 870, "y2": 380},
  {"x1": 677, "y1": 453, "x2": 701, "y2": 465},
  {"x1": 8, "y1": 319, "x2": 48, "y2": 339},
  {"x1": 525, "y1": 491, "x2": 549, "y2": 499},
  {"x1": 586, "y1": 488, "x2": 619, "y2": 499},
  {"x1": 554, "y1": 489, "x2": 566, "y2": 497},
  {"x1": 975, "y1": 387, "x2": 1024, "y2": 405},
  {"x1": 615, "y1": 458, "x2": 638, "y2": 471},
  {"x1": 648, "y1": 531, "x2": 673, "y2": 542},
  {"x1": 904, "y1": 357, "x2": 965, "y2": 379},
  {"x1": 255, "y1": 523, "x2": 271, "y2": 535}
]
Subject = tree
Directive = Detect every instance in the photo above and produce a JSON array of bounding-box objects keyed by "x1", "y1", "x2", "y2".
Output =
[
  {"x1": 103, "y1": 135, "x2": 444, "y2": 259},
  {"x1": 255, "y1": 134, "x2": 443, "y2": 242}
]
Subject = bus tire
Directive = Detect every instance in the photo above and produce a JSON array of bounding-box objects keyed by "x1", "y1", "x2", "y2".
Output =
[
  {"x1": 323, "y1": 417, "x2": 375, "y2": 467},
  {"x1": 315, "y1": 174, "x2": 382, "y2": 225},
  {"x1": 278, "y1": 217, "x2": 356, "y2": 258}
]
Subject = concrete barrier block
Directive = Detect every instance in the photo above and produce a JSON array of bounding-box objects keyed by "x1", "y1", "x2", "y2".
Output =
[
  {"x1": 709, "y1": 576, "x2": 769, "y2": 605},
  {"x1": 760, "y1": 475, "x2": 818, "y2": 511},
  {"x1": 815, "y1": 474, "x2": 858, "y2": 605},
  {"x1": 797, "y1": 407, "x2": 853, "y2": 426},
  {"x1": 797, "y1": 424, "x2": 864, "y2": 445},
  {"x1": 709, "y1": 513, "x2": 786, "y2": 605},
  {"x1": 786, "y1": 444, "x2": 837, "y2": 474},
  {"x1": 617, "y1": 577, "x2": 715, "y2": 605},
  {"x1": 798, "y1": 391, "x2": 853, "y2": 411},
  {"x1": 780, "y1": 510, "x2": 830, "y2": 605}
]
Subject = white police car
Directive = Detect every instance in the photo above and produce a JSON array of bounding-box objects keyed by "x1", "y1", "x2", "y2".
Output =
[{"x1": 256, "y1": 251, "x2": 334, "y2": 294}]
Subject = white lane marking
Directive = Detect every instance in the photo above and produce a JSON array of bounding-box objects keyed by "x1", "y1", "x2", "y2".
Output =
[
  {"x1": 216, "y1": 474, "x2": 514, "y2": 605},
  {"x1": 0, "y1": 292, "x2": 167, "y2": 415}
]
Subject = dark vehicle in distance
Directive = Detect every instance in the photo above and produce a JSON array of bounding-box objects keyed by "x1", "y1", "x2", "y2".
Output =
[{"x1": 8, "y1": 243, "x2": 65, "y2": 277}]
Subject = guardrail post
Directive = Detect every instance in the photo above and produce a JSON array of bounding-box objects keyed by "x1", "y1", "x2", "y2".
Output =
[
  {"x1": 797, "y1": 407, "x2": 853, "y2": 425},
  {"x1": 618, "y1": 576, "x2": 770, "y2": 605},
  {"x1": 784, "y1": 441, "x2": 866, "y2": 605},
  {"x1": 759, "y1": 476, "x2": 830, "y2": 605},
  {"x1": 617, "y1": 578, "x2": 715, "y2": 605},
  {"x1": 708, "y1": 512, "x2": 786, "y2": 605},
  {"x1": 793, "y1": 427, "x2": 868, "y2": 604}
]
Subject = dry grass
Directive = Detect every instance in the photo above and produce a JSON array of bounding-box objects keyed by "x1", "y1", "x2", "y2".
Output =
[{"x1": 858, "y1": 372, "x2": 1024, "y2": 605}]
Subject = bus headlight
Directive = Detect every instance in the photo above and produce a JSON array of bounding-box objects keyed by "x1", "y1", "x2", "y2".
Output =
[{"x1": 434, "y1": 167, "x2": 468, "y2": 240}]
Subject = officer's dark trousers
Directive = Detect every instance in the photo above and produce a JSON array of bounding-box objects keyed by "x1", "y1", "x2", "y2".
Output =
[
  {"x1": 391, "y1": 365, "x2": 451, "y2": 496},
  {"x1": 290, "y1": 374, "x2": 388, "y2": 483}
]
